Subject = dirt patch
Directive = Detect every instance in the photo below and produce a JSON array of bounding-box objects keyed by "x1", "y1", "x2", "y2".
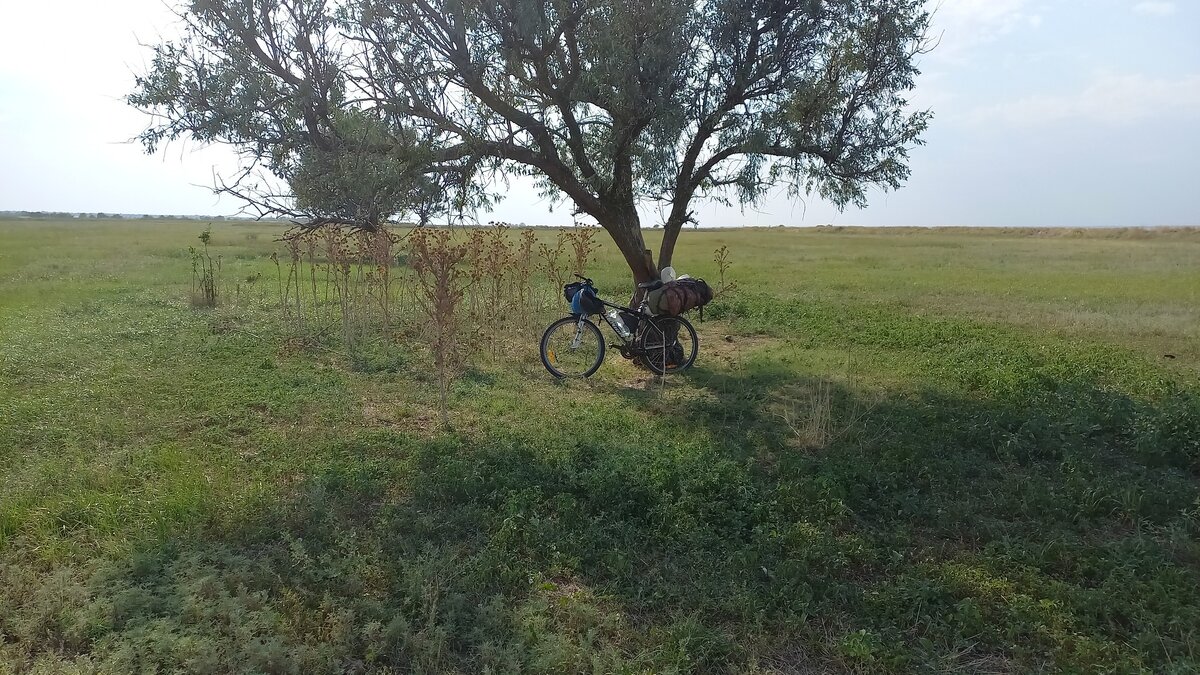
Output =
[{"x1": 697, "y1": 323, "x2": 777, "y2": 367}]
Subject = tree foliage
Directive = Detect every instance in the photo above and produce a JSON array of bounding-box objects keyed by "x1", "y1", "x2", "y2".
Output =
[{"x1": 131, "y1": 0, "x2": 932, "y2": 279}]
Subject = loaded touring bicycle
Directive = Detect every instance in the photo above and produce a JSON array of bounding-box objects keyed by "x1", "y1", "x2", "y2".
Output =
[{"x1": 539, "y1": 274, "x2": 711, "y2": 378}]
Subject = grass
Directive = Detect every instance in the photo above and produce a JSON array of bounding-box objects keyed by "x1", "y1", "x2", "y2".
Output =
[{"x1": 1, "y1": 218, "x2": 1198, "y2": 673}]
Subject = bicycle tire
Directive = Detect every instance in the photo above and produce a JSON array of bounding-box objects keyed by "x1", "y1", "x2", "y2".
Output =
[
  {"x1": 638, "y1": 315, "x2": 698, "y2": 375},
  {"x1": 540, "y1": 316, "x2": 605, "y2": 378}
]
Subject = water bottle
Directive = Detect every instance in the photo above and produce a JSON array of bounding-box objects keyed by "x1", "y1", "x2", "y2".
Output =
[{"x1": 607, "y1": 309, "x2": 632, "y2": 339}]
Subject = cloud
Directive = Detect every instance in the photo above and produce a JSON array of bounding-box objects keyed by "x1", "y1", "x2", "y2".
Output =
[
  {"x1": 1133, "y1": 1, "x2": 1177, "y2": 16},
  {"x1": 927, "y1": 0, "x2": 1043, "y2": 63},
  {"x1": 966, "y1": 73, "x2": 1200, "y2": 127}
]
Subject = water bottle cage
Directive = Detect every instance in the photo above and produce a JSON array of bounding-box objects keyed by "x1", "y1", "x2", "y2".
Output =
[{"x1": 606, "y1": 309, "x2": 633, "y2": 340}]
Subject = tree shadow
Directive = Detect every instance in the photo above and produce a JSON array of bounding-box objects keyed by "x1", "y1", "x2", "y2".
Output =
[{"x1": 11, "y1": 366, "x2": 1199, "y2": 673}]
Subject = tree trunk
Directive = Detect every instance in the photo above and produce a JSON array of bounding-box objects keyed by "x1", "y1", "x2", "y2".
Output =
[
  {"x1": 603, "y1": 217, "x2": 655, "y2": 281},
  {"x1": 657, "y1": 204, "x2": 691, "y2": 272},
  {"x1": 658, "y1": 219, "x2": 684, "y2": 272},
  {"x1": 597, "y1": 208, "x2": 657, "y2": 306}
]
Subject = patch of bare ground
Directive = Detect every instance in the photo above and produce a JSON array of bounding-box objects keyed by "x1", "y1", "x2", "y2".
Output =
[
  {"x1": 359, "y1": 396, "x2": 448, "y2": 437},
  {"x1": 698, "y1": 321, "x2": 779, "y2": 365},
  {"x1": 754, "y1": 644, "x2": 847, "y2": 674}
]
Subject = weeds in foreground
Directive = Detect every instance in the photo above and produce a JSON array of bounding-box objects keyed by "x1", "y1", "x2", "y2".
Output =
[
  {"x1": 187, "y1": 222, "x2": 725, "y2": 416},
  {"x1": 511, "y1": 229, "x2": 540, "y2": 342},
  {"x1": 270, "y1": 226, "x2": 408, "y2": 350}
]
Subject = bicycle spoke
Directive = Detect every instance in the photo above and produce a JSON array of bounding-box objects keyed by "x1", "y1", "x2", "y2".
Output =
[
  {"x1": 541, "y1": 317, "x2": 604, "y2": 378},
  {"x1": 638, "y1": 317, "x2": 697, "y2": 375}
]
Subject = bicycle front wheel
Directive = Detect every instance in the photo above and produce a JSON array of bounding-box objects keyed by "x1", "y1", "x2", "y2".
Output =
[
  {"x1": 638, "y1": 315, "x2": 698, "y2": 375},
  {"x1": 540, "y1": 316, "x2": 605, "y2": 378}
]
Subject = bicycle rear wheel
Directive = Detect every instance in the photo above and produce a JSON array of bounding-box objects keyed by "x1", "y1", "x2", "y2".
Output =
[
  {"x1": 540, "y1": 316, "x2": 605, "y2": 378},
  {"x1": 638, "y1": 315, "x2": 698, "y2": 375}
]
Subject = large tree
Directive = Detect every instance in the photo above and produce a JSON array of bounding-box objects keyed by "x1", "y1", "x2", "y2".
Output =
[{"x1": 131, "y1": 0, "x2": 932, "y2": 283}]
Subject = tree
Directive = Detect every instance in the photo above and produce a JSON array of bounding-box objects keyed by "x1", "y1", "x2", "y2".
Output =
[{"x1": 131, "y1": 0, "x2": 932, "y2": 284}]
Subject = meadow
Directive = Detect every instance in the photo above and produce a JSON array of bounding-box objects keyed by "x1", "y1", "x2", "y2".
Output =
[{"x1": 1, "y1": 218, "x2": 1198, "y2": 674}]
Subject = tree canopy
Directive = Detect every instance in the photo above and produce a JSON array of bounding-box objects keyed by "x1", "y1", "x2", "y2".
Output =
[{"x1": 131, "y1": 0, "x2": 932, "y2": 281}]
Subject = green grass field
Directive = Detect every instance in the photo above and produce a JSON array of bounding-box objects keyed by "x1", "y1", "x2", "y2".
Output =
[{"x1": 1, "y1": 219, "x2": 1198, "y2": 673}]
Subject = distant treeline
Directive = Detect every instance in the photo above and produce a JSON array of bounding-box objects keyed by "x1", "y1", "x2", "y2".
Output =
[
  {"x1": 0, "y1": 212, "x2": 540, "y2": 228},
  {"x1": 0, "y1": 211, "x2": 264, "y2": 221}
]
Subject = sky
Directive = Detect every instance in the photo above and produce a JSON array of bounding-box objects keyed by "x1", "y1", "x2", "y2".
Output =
[{"x1": 0, "y1": 0, "x2": 1197, "y2": 227}]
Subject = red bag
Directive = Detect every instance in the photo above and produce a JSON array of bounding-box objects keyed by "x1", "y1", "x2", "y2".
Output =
[{"x1": 647, "y1": 279, "x2": 713, "y2": 316}]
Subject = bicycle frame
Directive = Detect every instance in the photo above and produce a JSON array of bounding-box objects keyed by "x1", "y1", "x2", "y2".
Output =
[
  {"x1": 562, "y1": 274, "x2": 685, "y2": 362},
  {"x1": 581, "y1": 297, "x2": 652, "y2": 347},
  {"x1": 546, "y1": 276, "x2": 695, "y2": 378}
]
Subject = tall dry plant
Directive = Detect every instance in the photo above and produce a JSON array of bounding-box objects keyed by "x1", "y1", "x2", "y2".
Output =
[
  {"x1": 363, "y1": 227, "x2": 400, "y2": 335},
  {"x1": 271, "y1": 249, "x2": 284, "y2": 312},
  {"x1": 271, "y1": 224, "x2": 407, "y2": 351},
  {"x1": 305, "y1": 230, "x2": 322, "y2": 323},
  {"x1": 463, "y1": 228, "x2": 489, "y2": 327},
  {"x1": 481, "y1": 223, "x2": 514, "y2": 360},
  {"x1": 409, "y1": 228, "x2": 470, "y2": 426},
  {"x1": 510, "y1": 228, "x2": 539, "y2": 337},
  {"x1": 538, "y1": 230, "x2": 569, "y2": 290},
  {"x1": 565, "y1": 223, "x2": 599, "y2": 276},
  {"x1": 320, "y1": 227, "x2": 341, "y2": 326},
  {"x1": 188, "y1": 228, "x2": 221, "y2": 307},
  {"x1": 780, "y1": 380, "x2": 834, "y2": 450},
  {"x1": 328, "y1": 228, "x2": 361, "y2": 348},
  {"x1": 258, "y1": 222, "x2": 597, "y2": 372},
  {"x1": 713, "y1": 244, "x2": 737, "y2": 299},
  {"x1": 282, "y1": 235, "x2": 305, "y2": 334},
  {"x1": 777, "y1": 353, "x2": 880, "y2": 451}
]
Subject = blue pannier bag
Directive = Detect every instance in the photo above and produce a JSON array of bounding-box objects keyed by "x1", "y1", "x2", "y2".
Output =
[{"x1": 565, "y1": 282, "x2": 603, "y2": 315}]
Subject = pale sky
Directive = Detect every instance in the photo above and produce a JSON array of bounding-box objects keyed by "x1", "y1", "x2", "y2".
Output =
[{"x1": 1, "y1": 0, "x2": 1197, "y2": 227}]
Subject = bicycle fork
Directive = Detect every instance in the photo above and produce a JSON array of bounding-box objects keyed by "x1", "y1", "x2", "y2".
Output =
[{"x1": 571, "y1": 316, "x2": 588, "y2": 349}]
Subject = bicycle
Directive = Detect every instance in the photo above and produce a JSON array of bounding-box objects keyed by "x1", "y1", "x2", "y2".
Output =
[{"x1": 540, "y1": 274, "x2": 699, "y2": 378}]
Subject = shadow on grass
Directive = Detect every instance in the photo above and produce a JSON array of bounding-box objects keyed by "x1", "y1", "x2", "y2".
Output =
[{"x1": 3, "y1": 368, "x2": 1198, "y2": 674}]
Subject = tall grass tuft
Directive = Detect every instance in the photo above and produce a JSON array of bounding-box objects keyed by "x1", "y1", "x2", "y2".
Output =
[{"x1": 778, "y1": 353, "x2": 878, "y2": 451}]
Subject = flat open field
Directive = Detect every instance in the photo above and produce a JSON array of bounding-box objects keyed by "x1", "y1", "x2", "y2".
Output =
[{"x1": 1, "y1": 219, "x2": 1198, "y2": 673}]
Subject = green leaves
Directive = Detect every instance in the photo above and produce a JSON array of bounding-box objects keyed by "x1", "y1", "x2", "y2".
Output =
[
  {"x1": 130, "y1": 0, "x2": 933, "y2": 268},
  {"x1": 290, "y1": 110, "x2": 438, "y2": 228}
]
